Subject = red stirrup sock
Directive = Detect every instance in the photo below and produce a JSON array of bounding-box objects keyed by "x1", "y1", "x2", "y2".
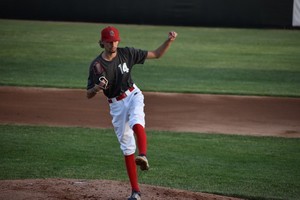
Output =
[
  {"x1": 133, "y1": 124, "x2": 147, "y2": 156},
  {"x1": 124, "y1": 154, "x2": 140, "y2": 192}
]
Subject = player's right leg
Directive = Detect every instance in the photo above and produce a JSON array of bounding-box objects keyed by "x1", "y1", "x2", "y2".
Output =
[{"x1": 109, "y1": 101, "x2": 141, "y2": 197}]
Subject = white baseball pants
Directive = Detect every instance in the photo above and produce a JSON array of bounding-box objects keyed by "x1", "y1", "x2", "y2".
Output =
[{"x1": 109, "y1": 85, "x2": 145, "y2": 155}]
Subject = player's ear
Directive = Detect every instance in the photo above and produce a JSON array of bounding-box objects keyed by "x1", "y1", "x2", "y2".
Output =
[{"x1": 99, "y1": 41, "x2": 104, "y2": 48}]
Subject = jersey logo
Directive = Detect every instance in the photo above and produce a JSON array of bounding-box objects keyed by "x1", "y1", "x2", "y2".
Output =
[{"x1": 118, "y1": 63, "x2": 129, "y2": 74}]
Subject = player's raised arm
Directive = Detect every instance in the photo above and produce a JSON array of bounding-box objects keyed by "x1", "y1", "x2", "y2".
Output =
[{"x1": 146, "y1": 31, "x2": 178, "y2": 59}]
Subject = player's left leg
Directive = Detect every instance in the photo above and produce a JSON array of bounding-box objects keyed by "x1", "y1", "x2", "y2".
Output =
[
  {"x1": 127, "y1": 89, "x2": 149, "y2": 171},
  {"x1": 127, "y1": 88, "x2": 146, "y2": 156},
  {"x1": 133, "y1": 123, "x2": 149, "y2": 171},
  {"x1": 133, "y1": 124, "x2": 147, "y2": 156}
]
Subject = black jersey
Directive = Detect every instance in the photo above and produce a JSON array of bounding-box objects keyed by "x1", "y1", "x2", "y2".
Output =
[{"x1": 87, "y1": 47, "x2": 148, "y2": 98}]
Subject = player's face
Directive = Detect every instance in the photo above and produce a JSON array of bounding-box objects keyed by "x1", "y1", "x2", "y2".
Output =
[{"x1": 103, "y1": 41, "x2": 119, "y2": 53}]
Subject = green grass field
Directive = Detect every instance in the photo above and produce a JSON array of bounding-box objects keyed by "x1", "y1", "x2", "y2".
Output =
[
  {"x1": 0, "y1": 125, "x2": 299, "y2": 200},
  {"x1": 0, "y1": 20, "x2": 300, "y2": 199},
  {"x1": 0, "y1": 19, "x2": 300, "y2": 96}
]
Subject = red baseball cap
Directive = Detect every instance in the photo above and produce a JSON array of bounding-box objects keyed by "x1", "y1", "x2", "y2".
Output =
[{"x1": 101, "y1": 26, "x2": 121, "y2": 42}]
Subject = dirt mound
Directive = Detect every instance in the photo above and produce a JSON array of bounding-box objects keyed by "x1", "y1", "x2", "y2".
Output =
[{"x1": 0, "y1": 179, "x2": 243, "y2": 200}]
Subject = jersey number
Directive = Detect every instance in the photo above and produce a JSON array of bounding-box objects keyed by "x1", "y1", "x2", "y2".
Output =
[{"x1": 118, "y1": 63, "x2": 129, "y2": 74}]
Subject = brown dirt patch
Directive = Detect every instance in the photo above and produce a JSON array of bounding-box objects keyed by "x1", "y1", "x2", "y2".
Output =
[
  {"x1": 1, "y1": 86, "x2": 300, "y2": 200},
  {"x1": 0, "y1": 179, "x2": 242, "y2": 200},
  {"x1": 1, "y1": 86, "x2": 300, "y2": 137}
]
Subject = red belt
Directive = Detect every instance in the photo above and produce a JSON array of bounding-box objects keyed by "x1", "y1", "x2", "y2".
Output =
[{"x1": 108, "y1": 86, "x2": 135, "y2": 103}]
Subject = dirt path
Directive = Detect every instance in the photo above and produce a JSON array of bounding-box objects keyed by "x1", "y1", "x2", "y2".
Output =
[
  {"x1": 1, "y1": 86, "x2": 300, "y2": 200},
  {"x1": 1, "y1": 86, "x2": 300, "y2": 137}
]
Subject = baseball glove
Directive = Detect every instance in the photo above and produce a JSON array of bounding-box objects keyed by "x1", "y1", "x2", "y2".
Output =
[{"x1": 93, "y1": 62, "x2": 108, "y2": 90}]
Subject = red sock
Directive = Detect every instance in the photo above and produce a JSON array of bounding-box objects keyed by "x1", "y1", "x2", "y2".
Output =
[
  {"x1": 133, "y1": 124, "x2": 147, "y2": 156},
  {"x1": 124, "y1": 154, "x2": 140, "y2": 192}
]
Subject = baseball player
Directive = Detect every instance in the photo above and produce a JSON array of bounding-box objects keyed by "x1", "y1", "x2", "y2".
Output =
[{"x1": 86, "y1": 26, "x2": 177, "y2": 200}]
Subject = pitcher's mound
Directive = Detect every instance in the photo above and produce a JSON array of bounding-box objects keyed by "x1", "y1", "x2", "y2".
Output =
[{"x1": 0, "y1": 178, "x2": 243, "y2": 200}]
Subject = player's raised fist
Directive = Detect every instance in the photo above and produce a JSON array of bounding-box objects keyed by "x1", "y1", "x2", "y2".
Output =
[{"x1": 168, "y1": 31, "x2": 177, "y2": 41}]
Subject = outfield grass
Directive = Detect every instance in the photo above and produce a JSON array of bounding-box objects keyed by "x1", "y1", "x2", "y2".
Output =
[
  {"x1": 0, "y1": 125, "x2": 299, "y2": 200},
  {"x1": 0, "y1": 19, "x2": 300, "y2": 96}
]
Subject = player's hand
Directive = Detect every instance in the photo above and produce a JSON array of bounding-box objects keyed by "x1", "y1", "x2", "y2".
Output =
[
  {"x1": 92, "y1": 84, "x2": 101, "y2": 93},
  {"x1": 168, "y1": 31, "x2": 177, "y2": 41}
]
